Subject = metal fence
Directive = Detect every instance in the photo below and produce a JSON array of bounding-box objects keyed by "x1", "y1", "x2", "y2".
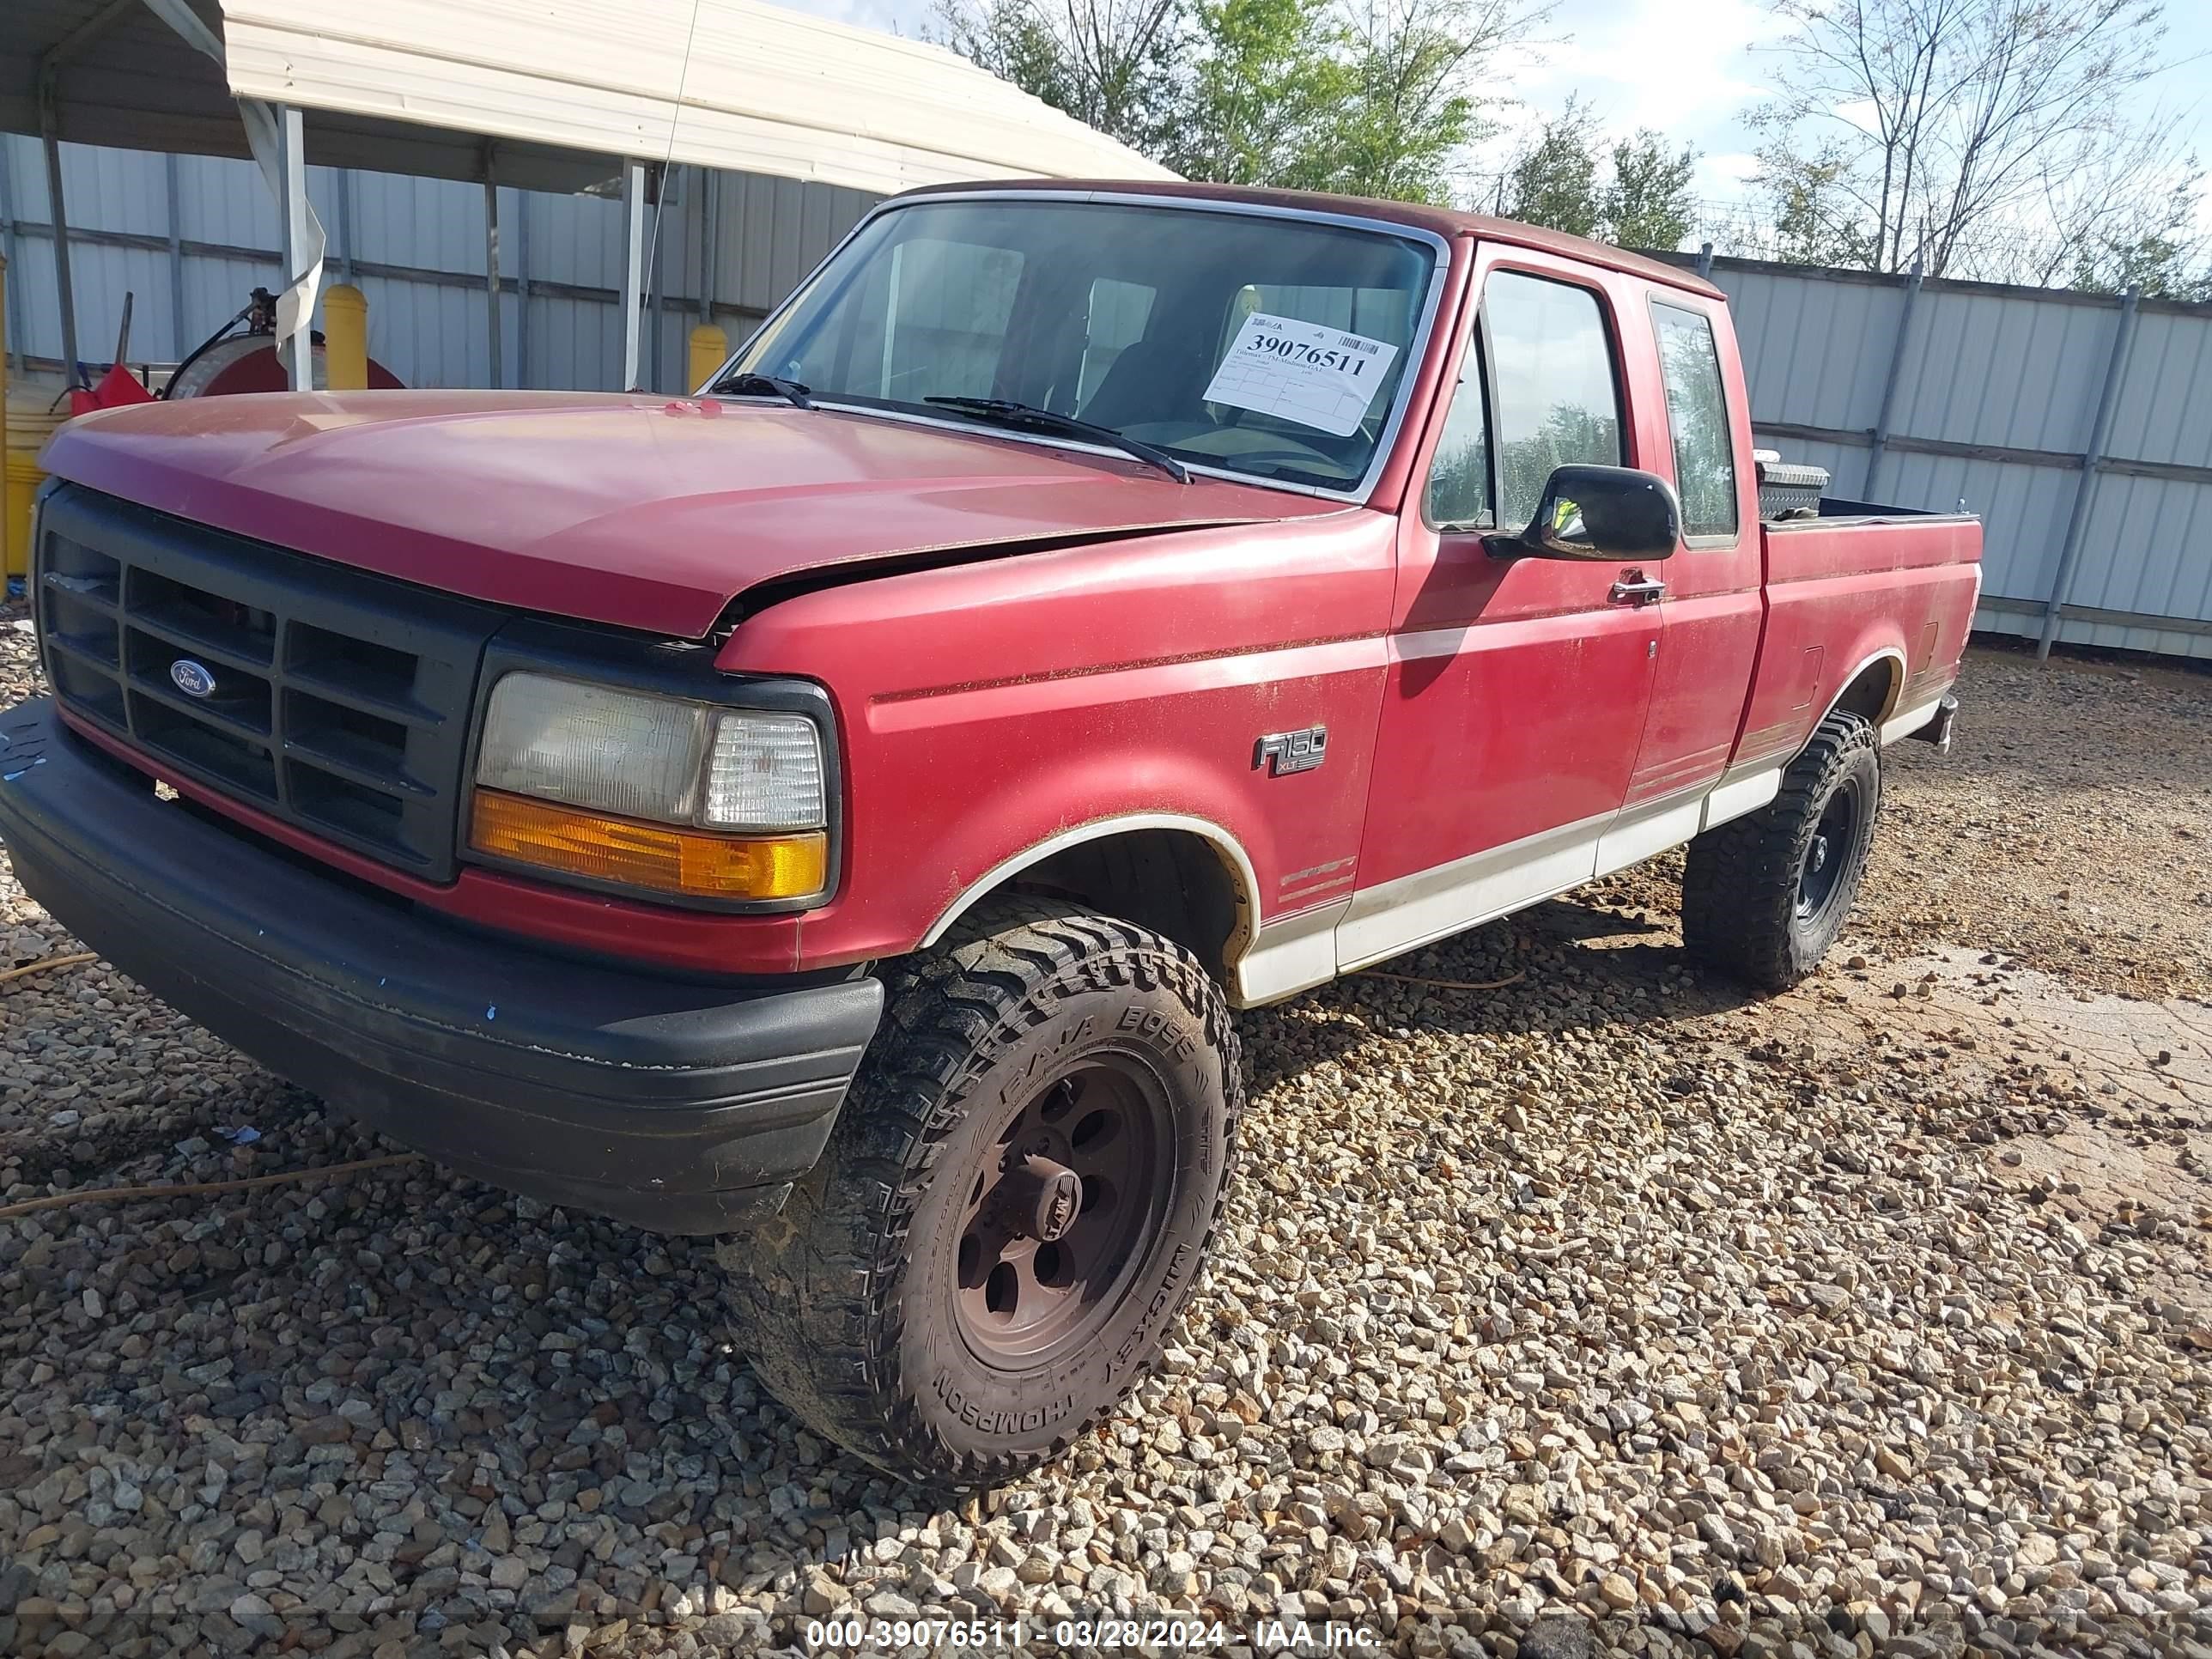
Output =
[
  {"x1": 1663, "y1": 250, "x2": 2212, "y2": 661},
  {"x1": 8, "y1": 135, "x2": 2209, "y2": 659},
  {"x1": 1, "y1": 135, "x2": 878, "y2": 398}
]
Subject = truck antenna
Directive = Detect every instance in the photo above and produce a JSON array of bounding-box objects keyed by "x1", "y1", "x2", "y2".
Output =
[{"x1": 641, "y1": 0, "x2": 706, "y2": 329}]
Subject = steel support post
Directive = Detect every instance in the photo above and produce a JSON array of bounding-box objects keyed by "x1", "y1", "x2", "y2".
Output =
[
  {"x1": 1862, "y1": 261, "x2": 1923, "y2": 500},
  {"x1": 2039, "y1": 287, "x2": 2141, "y2": 660},
  {"x1": 275, "y1": 104, "x2": 313, "y2": 390},
  {"x1": 622, "y1": 160, "x2": 647, "y2": 391}
]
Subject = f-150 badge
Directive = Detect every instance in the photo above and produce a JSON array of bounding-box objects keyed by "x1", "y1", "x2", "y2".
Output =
[{"x1": 1255, "y1": 726, "x2": 1327, "y2": 775}]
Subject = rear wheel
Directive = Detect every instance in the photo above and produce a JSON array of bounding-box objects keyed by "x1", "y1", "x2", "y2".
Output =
[
  {"x1": 1681, "y1": 710, "x2": 1881, "y2": 989},
  {"x1": 720, "y1": 898, "x2": 1241, "y2": 1488}
]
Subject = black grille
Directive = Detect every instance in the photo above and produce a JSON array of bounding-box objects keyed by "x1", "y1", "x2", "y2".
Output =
[{"x1": 34, "y1": 484, "x2": 505, "y2": 881}]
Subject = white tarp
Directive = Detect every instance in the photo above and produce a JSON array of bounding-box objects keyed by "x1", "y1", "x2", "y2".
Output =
[
  {"x1": 215, "y1": 0, "x2": 1178, "y2": 197},
  {"x1": 145, "y1": 0, "x2": 324, "y2": 368}
]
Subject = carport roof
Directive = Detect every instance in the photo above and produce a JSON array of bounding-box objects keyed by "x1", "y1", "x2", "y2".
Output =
[{"x1": 2, "y1": 0, "x2": 1176, "y2": 195}]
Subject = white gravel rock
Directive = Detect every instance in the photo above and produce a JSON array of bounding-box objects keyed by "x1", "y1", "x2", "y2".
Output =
[{"x1": 1, "y1": 629, "x2": 2209, "y2": 1657}]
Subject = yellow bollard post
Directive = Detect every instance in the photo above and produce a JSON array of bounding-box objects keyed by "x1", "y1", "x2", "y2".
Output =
[
  {"x1": 1, "y1": 250, "x2": 9, "y2": 559},
  {"x1": 3, "y1": 251, "x2": 72, "y2": 582},
  {"x1": 1, "y1": 247, "x2": 23, "y2": 584},
  {"x1": 688, "y1": 323, "x2": 728, "y2": 395},
  {"x1": 324, "y1": 283, "x2": 368, "y2": 392}
]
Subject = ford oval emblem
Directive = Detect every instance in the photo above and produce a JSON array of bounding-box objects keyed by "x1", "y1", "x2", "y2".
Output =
[{"x1": 170, "y1": 659, "x2": 217, "y2": 700}]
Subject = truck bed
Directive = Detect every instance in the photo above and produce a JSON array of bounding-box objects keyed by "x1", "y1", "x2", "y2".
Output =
[
  {"x1": 1730, "y1": 505, "x2": 1983, "y2": 779},
  {"x1": 1771, "y1": 495, "x2": 1978, "y2": 530}
]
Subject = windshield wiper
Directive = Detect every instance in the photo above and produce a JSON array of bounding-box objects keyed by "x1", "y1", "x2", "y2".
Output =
[
  {"x1": 923, "y1": 396, "x2": 1189, "y2": 483},
  {"x1": 710, "y1": 371, "x2": 813, "y2": 410}
]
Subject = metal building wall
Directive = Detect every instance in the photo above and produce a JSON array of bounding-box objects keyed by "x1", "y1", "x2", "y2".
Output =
[
  {"x1": 9, "y1": 140, "x2": 2209, "y2": 660},
  {"x1": 1686, "y1": 252, "x2": 2212, "y2": 660},
  {"x1": 1, "y1": 134, "x2": 878, "y2": 398}
]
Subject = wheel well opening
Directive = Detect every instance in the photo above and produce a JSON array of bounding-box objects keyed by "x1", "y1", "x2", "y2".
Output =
[
  {"x1": 1832, "y1": 658, "x2": 1899, "y2": 726},
  {"x1": 991, "y1": 830, "x2": 1247, "y2": 983}
]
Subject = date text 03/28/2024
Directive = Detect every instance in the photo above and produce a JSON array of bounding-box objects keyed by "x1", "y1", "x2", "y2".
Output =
[{"x1": 805, "y1": 1616, "x2": 1385, "y2": 1650}]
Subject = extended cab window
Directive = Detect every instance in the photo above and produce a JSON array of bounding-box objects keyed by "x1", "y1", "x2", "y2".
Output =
[
  {"x1": 1485, "y1": 272, "x2": 1624, "y2": 530},
  {"x1": 1652, "y1": 301, "x2": 1739, "y2": 539}
]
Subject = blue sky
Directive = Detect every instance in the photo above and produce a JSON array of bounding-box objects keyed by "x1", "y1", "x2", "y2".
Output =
[
  {"x1": 1509, "y1": 0, "x2": 2212, "y2": 221},
  {"x1": 768, "y1": 0, "x2": 2212, "y2": 222}
]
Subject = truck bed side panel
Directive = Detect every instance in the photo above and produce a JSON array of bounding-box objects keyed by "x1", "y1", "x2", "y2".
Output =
[{"x1": 1735, "y1": 515, "x2": 1982, "y2": 775}]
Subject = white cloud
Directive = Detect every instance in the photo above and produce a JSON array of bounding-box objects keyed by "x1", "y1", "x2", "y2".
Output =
[
  {"x1": 1697, "y1": 149, "x2": 1762, "y2": 193},
  {"x1": 768, "y1": 0, "x2": 932, "y2": 35},
  {"x1": 1468, "y1": 0, "x2": 1798, "y2": 207}
]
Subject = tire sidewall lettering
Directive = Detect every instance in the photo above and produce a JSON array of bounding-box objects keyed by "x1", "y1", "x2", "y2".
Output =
[{"x1": 905, "y1": 961, "x2": 1230, "y2": 1458}]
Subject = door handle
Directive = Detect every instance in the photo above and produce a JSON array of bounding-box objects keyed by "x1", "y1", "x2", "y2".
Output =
[{"x1": 1609, "y1": 575, "x2": 1666, "y2": 605}]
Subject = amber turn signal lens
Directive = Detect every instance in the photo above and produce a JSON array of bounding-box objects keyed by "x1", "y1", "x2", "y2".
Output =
[{"x1": 469, "y1": 788, "x2": 827, "y2": 901}]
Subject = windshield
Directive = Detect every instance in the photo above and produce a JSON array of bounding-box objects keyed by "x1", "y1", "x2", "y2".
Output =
[{"x1": 733, "y1": 198, "x2": 1438, "y2": 493}]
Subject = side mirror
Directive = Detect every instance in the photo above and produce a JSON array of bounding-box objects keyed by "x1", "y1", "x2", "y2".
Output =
[{"x1": 1493, "y1": 465, "x2": 1681, "y2": 562}]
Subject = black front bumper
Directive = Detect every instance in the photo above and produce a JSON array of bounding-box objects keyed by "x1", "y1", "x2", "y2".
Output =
[{"x1": 0, "y1": 699, "x2": 883, "y2": 1235}]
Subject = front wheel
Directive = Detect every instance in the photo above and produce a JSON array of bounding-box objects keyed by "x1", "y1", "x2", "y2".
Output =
[
  {"x1": 720, "y1": 899, "x2": 1242, "y2": 1488},
  {"x1": 1681, "y1": 709, "x2": 1881, "y2": 989}
]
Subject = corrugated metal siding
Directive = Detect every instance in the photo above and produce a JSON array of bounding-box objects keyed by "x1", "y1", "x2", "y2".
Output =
[
  {"x1": 2, "y1": 133, "x2": 876, "y2": 396},
  {"x1": 1695, "y1": 256, "x2": 2212, "y2": 660},
  {"x1": 10, "y1": 143, "x2": 2210, "y2": 659}
]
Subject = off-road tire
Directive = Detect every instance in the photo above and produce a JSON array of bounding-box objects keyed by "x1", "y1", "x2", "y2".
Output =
[
  {"x1": 720, "y1": 897, "x2": 1242, "y2": 1488},
  {"x1": 1681, "y1": 710, "x2": 1881, "y2": 989}
]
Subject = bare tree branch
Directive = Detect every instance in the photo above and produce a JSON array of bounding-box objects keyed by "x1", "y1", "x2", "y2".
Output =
[{"x1": 1747, "y1": 0, "x2": 2194, "y2": 284}]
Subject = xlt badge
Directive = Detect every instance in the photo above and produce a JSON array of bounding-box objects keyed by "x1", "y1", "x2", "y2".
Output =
[{"x1": 1255, "y1": 725, "x2": 1327, "y2": 775}]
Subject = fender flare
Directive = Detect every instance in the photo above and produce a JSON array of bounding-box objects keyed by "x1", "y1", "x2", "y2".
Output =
[
  {"x1": 916, "y1": 811, "x2": 1264, "y2": 963},
  {"x1": 1813, "y1": 645, "x2": 1908, "y2": 734}
]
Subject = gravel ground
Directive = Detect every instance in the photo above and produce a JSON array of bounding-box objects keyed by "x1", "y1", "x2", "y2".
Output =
[{"x1": 2, "y1": 629, "x2": 2209, "y2": 1659}]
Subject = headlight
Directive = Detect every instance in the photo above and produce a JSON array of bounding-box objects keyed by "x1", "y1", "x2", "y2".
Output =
[{"x1": 469, "y1": 672, "x2": 829, "y2": 902}]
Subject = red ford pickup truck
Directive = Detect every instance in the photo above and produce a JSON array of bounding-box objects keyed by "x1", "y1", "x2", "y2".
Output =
[{"x1": 1, "y1": 180, "x2": 1978, "y2": 1486}]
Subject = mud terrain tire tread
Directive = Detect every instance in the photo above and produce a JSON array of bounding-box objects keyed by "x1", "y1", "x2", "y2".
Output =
[
  {"x1": 1681, "y1": 709, "x2": 1881, "y2": 990},
  {"x1": 720, "y1": 896, "x2": 1242, "y2": 1489}
]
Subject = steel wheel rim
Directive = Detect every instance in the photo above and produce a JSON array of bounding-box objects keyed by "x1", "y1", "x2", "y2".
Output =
[
  {"x1": 1796, "y1": 777, "x2": 1862, "y2": 924},
  {"x1": 951, "y1": 1052, "x2": 1174, "y2": 1368}
]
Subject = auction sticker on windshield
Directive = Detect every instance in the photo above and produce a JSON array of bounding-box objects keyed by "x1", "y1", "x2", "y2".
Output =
[{"x1": 1201, "y1": 312, "x2": 1400, "y2": 437}]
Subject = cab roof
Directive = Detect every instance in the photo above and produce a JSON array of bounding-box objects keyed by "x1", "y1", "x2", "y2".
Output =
[{"x1": 896, "y1": 178, "x2": 1727, "y2": 301}]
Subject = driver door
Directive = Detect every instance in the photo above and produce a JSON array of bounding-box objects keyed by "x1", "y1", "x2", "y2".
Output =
[{"x1": 1338, "y1": 247, "x2": 1665, "y2": 969}]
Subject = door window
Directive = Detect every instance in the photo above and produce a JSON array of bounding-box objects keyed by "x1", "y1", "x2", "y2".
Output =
[
  {"x1": 1484, "y1": 272, "x2": 1624, "y2": 531},
  {"x1": 1423, "y1": 338, "x2": 1492, "y2": 529},
  {"x1": 1651, "y1": 301, "x2": 1739, "y2": 540}
]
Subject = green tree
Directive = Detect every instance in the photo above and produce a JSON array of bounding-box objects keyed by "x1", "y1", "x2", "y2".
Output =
[
  {"x1": 2039, "y1": 153, "x2": 2211, "y2": 298},
  {"x1": 1502, "y1": 101, "x2": 1601, "y2": 237},
  {"x1": 1313, "y1": 0, "x2": 1545, "y2": 204},
  {"x1": 937, "y1": 0, "x2": 1553, "y2": 206},
  {"x1": 1604, "y1": 131, "x2": 1697, "y2": 252},
  {"x1": 1169, "y1": 0, "x2": 1352, "y2": 186},
  {"x1": 2069, "y1": 232, "x2": 2212, "y2": 302},
  {"x1": 934, "y1": 0, "x2": 1188, "y2": 155},
  {"x1": 1499, "y1": 106, "x2": 1699, "y2": 252},
  {"x1": 1750, "y1": 141, "x2": 1877, "y2": 267}
]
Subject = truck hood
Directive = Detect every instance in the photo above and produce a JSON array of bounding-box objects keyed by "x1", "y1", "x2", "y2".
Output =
[{"x1": 41, "y1": 390, "x2": 1346, "y2": 637}]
